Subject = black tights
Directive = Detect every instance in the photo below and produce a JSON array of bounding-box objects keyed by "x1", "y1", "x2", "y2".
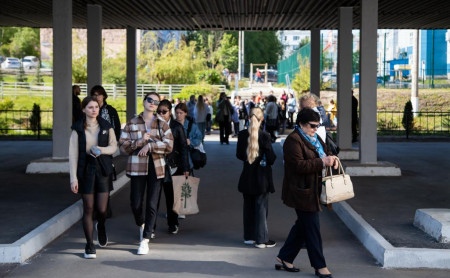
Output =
[{"x1": 82, "y1": 193, "x2": 109, "y2": 244}]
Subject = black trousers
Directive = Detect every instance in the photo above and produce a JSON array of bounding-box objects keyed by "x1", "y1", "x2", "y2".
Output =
[
  {"x1": 243, "y1": 193, "x2": 269, "y2": 244},
  {"x1": 278, "y1": 210, "x2": 326, "y2": 269},
  {"x1": 219, "y1": 116, "x2": 230, "y2": 144},
  {"x1": 155, "y1": 179, "x2": 179, "y2": 229},
  {"x1": 233, "y1": 121, "x2": 240, "y2": 136},
  {"x1": 130, "y1": 159, "x2": 162, "y2": 240},
  {"x1": 288, "y1": 111, "x2": 295, "y2": 128}
]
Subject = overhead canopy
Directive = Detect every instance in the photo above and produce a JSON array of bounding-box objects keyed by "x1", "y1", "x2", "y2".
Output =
[{"x1": 1, "y1": 0, "x2": 450, "y2": 30}]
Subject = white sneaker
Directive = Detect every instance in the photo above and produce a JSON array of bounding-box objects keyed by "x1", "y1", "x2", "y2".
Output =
[
  {"x1": 178, "y1": 215, "x2": 186, "y2": 219},
  {"x1": 244, "y1": 240, "x2": 255, "y2": 245},
  {"x1": 137, "y1": 239, "x2": 149, "y2": 255},
  {"x1": 139, "y1": 224, "x2": 144, "y2": 242},
  {"x1": 151, "y1": 232, "x2": 156, "y2": 239}
]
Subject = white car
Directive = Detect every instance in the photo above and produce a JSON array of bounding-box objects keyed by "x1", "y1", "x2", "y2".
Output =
[
  {"x1": 22, "y1": 56, "x2": 40, "y2": 69},
  {"x1": 1, "y1": 57, "x2": 21, "y2": 69}
]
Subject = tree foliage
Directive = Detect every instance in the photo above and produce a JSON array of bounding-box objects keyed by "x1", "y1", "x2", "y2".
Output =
[
  {"x1": 402, "y1": 100, "x2": 414, "y2": 131},
  {"x1": 292, "y1": 55, "x2": 310, "y2": 93},
  {"x1": 353, "y1": 50, "x2": 360, "y2": 74},
  {"x1": 0, "y1": 27, "x2": 40, "y2": 57},
  {"x1": 216, "y1": 33, "x2": 239, "y2": 72},
  {"x1": 244, "y1": 31, "x2": 283, "y2": 76}
]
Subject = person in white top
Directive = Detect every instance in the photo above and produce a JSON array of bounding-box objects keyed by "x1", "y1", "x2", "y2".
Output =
[
  {"x1": 287, "y1": 93, "x2": 297, "y2": 128},
  {"x1": 69, "y1": 96, "x2": 117, "y2": 259}
]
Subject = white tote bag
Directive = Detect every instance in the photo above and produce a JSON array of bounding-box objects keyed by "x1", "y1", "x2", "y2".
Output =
[
  {"x1": 172, "y1": 175, "x2": 200, "y2": 215},
  {"x1": 320, "y1": 157, "x2": 354, "y2": 204}
]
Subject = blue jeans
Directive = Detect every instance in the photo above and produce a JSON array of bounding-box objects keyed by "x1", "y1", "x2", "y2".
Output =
[
  {"x1": 243, "y1": 193, "x2": 269, "y2": 244},
  {"x1": 197, "y1": 122, "x2": 206, "y2": 140}
]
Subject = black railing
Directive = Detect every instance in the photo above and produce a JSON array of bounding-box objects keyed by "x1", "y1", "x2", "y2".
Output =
[
  {"x1": 377, "y1": 111, "x2": 450, "y2": 136},
  {"x1": 0, "y1": 110, "x2": 448, "y2": 139}
]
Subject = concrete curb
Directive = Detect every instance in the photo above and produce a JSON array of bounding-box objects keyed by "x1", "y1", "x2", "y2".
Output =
[
  {"x1": 334, "y1": 201, "x2": 450, "y2": 269},
  {"x1": 0, "y1": 171, "x2": 129, "y2": 263}
]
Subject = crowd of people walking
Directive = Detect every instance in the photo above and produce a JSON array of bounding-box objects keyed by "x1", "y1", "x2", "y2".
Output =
[{"x1": 69, "y1": 87, "x2": 350, "y2": 278}]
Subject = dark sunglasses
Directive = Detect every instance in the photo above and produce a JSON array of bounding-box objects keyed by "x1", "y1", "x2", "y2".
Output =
[
  {"x1": 146, "y1": 98, "x2": 160, "y2": 105},
  {"x1": 308, "y1": 123, "x2": 321, "y2": 129},
  {"x1": 157, "y1": 110, "x2": 169, "y2": 115}
]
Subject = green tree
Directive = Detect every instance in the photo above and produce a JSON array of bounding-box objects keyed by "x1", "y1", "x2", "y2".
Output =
[
  {"x1": 292, "y1": 55, "x2": 310, "y2": 93},
  {"x1": 72, "y1": 54, "x2": 87, "y2": 83},
  {"x1": 353, "y1": 50, "x2": 360, "y2": 74},
  {"x1": 216, "y1": 32, "x2": 238, "y2": 72},
  {"x1": 16, "y1": 62, "x2": 27, "y2": 83},
  {"x1": 34, "y1": 66, "x2": 44, "y2": 84},
  {"x1": 29, "y1": 103, "x2": 41, "y2": 139},
  {"x1": 0, "y1": 27, "x2": 40, "y2": 57},
  {"x1": 244, "y1": 31, "x2": 283, "y2": 76},
  {"x1": 402, "y1": 100, "x2": 414, "y2": 132},
  {"x1": 103, "y1": 53, "x2": 126, "y2": 84},
  {"x1": 299, "y1": 37, "x2": 310, "y2": 48}
]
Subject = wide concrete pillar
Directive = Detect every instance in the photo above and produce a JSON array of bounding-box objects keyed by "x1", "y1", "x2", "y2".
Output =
[
  {"x1": 126, "y1": 26, "x2": 137, "y2": 121},
  {"x1": 52, "y1": 0, "x2": 72, "y2": 159},
  {"x1": 359, "y1": 0, "x2": 378, "y2": 164},
  {"x1": 337, "y1": 7, "x2": 353, "y2": 150},
  {"x1": 87, "y1": 4, "x2": 102, "y2": 92},
  {"x1": 310, "y1": 28, "x2": 321, "y2": 96}
]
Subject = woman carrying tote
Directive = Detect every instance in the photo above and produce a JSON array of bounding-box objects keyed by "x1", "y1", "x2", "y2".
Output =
[
  {"x1": 276, "y1": 108, "x2": 337, "y2": 277},
  {"x1": 69, "y1": 96, "x2": 117, "y2": 259},
  {"x1": 236, "y1": 107, "x2": 277, "y2": 248}
]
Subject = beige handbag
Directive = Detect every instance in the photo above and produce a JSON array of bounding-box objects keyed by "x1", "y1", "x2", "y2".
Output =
[
  {"x1": 172, "y1": 175, "x2": 200, "y2": 215},
  {"x1": 320, "y1": 157, "x2": 354, "y2": 204}
]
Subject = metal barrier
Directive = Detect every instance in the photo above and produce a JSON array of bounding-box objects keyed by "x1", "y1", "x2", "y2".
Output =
[
  {"x1": 1, "y1": 109, "x2": 448, "y2": 139},
  {"x1": 0, "y1": 82, "x2": 226, "y2": 99}
]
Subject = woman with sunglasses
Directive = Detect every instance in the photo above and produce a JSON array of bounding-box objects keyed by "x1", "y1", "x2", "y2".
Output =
[
  {"x1": 119, "y1": 92, "x2": 174, "y2": 255},
  {"x1": 236, "y1": 107, "x2": 277, "y2": 249},
  {"x1": 154, "y1": 100, "x2": 189, "y2": 235},
  {"x1": 69, "y1": 96, "x2": 117, "y2": 259},
  {"x1": 275, "y1": 108, "x2": 337, "y2": 277}
]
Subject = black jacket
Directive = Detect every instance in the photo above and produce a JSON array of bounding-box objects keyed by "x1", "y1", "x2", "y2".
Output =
[
  {"x1": 99, "y1": 102, "x2": 121, "y2": 141},
  {"x1": 72, "y1": 95, "x2": 83, "y2": 124},
  {"x1": 239, "y1": 100, "x2": 248, "y2": 120},
  {"x1": 166, "y1": 118, "x2": 189, "y2": 174},
  {"x1": 71, "y1": 117, "x2": 114, "y2": 185},
  {"x1": 236, "y1": 129, "x2": 276, "y2": 195}
]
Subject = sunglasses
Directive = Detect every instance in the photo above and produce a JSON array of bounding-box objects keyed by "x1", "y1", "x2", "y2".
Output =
[
  {"x1": 157, "y1": 110, "x2": 169, "y2": 115},
  {"x1": 146, "y1": 98, "x2": 160, "y2": 105},
  {"x1": 308, "y1": 123, "x2": 321, "y2": 129}
]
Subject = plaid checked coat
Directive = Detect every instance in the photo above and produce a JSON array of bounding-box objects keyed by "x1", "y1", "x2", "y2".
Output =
[{"x1": 119, "y1": 113, "x2": 174, "y2": 179}]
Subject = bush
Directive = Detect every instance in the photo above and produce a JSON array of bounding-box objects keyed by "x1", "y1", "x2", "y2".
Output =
[
  {"x1": 402, "y1": 100, "x2": 414, "y2": 131},
  {"x1": 0, "y1": 99, "x2": 14, "y2": 110},
  {"x1": 16, "y1": 63, "x2": 27, "y2": 83},
  {"x1": 175, "y1": 85, "x2": 220, "y2": 102},
  {"x1": 196, "y1": 69, "x2": 222, "y2": 85},
  {"x1": 29, "y1": 103, "x2": 41, "y2": 136}
]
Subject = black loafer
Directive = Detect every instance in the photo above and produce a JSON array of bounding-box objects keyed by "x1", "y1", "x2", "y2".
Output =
[{"x1": 275, "y1": 260, "x2": 300, "y2": 272}]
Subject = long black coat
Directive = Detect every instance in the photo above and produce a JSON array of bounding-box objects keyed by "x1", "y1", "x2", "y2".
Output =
[
  {"x1": 236, "y1": 129, "x2": 276, "y2": 195},
  {"x1": 166, "y1": 119, "x2": 189, "y2": 174}
]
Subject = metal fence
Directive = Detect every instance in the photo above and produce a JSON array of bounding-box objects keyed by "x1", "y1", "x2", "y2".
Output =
[
  {"x1": 1, "y1": 109, "x2": 448, "y2": 139},
  {"x1": 0, "y1": 82, "x2": 226, "y2": 99}
]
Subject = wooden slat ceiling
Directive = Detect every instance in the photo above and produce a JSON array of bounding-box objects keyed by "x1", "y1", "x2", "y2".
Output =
[{"x1": 1, "y1": 0, "x2": 450, "y2": 30}]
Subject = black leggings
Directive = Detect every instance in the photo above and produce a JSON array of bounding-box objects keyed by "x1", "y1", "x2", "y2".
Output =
[{"x1": 82, "y1": 192, "x2": 109, "y2": 244}]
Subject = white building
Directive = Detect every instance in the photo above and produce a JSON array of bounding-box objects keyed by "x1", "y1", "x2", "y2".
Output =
[{"x1": 277, "y1": 30, "x2": 310, "y2": 59}]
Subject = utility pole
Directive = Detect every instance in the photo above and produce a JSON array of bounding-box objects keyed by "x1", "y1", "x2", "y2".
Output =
[
  {"x1": 238, "y1": 31, "x2": 241, "y2": 81},
  {"x1": 431, "y1": 29, "x2": 435, "y2": 89},
  {"x1": 383, "y1": 32, "x2": 386, "y2": 87},
  {"x1": 241, "y1": 31, "x2": 245, "y2": 79},
  {"x1": 411, "y1": 29, "x2": 419, "y2": 114}
]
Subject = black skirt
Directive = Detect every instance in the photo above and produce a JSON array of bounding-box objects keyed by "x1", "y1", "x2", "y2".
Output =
[{"x1": 78, "y1": 155, "x2": 112, "y2": 194}]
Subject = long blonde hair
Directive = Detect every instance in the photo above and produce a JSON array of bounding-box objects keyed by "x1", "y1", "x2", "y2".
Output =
[{"x1": 247, "y1": 107, "x2": 263, "y2": 164}]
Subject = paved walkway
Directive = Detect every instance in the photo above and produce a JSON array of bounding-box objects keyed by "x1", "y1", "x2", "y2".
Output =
[{"x1": 1, "y1": 137, "x2": 450, "y2": 277}]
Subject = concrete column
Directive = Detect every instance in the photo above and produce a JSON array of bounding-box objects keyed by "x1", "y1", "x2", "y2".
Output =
[
  {"x1": 52, "y1": 0, "x2": 72, "y2": 159},
  {"x1": 126, "y1": 26, "x2": 137, "y2": 121},
  {"x1": 87, "y1": 4, "x2": 102, "y2": 92},
  {"x1": 310, "y1": 28, "x2": 321, "y2": 96},
  {"x1": 359, "y1": 0, "x2": 378, "y2": 164},
  {"x1": 238, "y1": 31, "x2": 241, "y2": 81},
  {"x1": 337, "y1": 7, "x2": 353, "y2": 150},
  {"x1": 411, "y1": 29, "x2": 419, "y2": 114}
]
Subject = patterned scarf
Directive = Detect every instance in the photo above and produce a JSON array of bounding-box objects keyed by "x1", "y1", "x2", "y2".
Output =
[{"x1": 295, "y1": 125, "x2": 326, "y2": 158}]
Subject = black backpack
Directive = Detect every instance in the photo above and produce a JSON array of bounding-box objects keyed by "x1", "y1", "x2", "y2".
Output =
[{"x1": 187, "y1": 120, "x2": 207, "y2": 169}]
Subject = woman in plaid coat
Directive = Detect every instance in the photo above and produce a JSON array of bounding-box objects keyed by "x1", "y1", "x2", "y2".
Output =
[{"x1": 119, "y1": 92, "x2": 173, "y2": 255}]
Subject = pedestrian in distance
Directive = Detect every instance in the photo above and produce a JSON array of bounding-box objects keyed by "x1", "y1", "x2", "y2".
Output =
[
  {"x1": 232, "y1": 99, "x2": 240, "y2": 138},
  {"x1": 119, "y1": 92, "x2": 174, "y2": 255},
  {"x1": 154, "y1": 99, "x2": 189, "y2": 235},
  {"x1": 352, "y1": 90, "x2": 359, "y2": 142},
  {"x1": 287, "y1": 93, "x2": 297, "y2": 129},
  {"x1": 187, "y1": 95, "x2": 197, "y2": 118},
  {"x1": 194, "y1": 95, "x2": 208, "y2": 141},
  {"x1": 69, "y1": 96, "x2": 117, "y2": 259},
  {"x1": 276, "y1": 108, "x2": 337, "y2": 277},
  {"x1": 236, "y1": 107, "x2": 277, "y2": 249},
  {"x1": 215, "y1": 92, "x2": 234, "y2": 145},
  {"x1": 205, "y1": 98, "x2": 213, "y2": 135},
  {"x1": 265, "y1": 95, "x2": 279, "y2": 143},
  {"x1": 72, "y1": 85, "x2": 83, "y2": 124}
]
